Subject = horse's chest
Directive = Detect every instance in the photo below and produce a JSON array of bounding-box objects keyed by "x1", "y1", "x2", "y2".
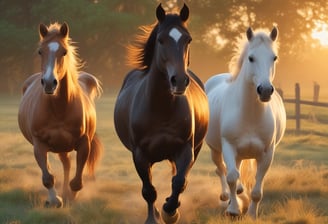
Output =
[
  {"x1": 222, "y1": 112, "x2": 275, "y2": 157},
  {"x1": 234, "y1": 134, "x2": 268, "y2": 158},
  {"x1": 136, "y1": 118, "x2": 192, "y2": 157},
  {"x1": 33, "y1": 115, "x2": 83, "y2": 151}
]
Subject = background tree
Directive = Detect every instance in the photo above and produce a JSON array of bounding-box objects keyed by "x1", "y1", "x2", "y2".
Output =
[{"x1": 1, "y1": 0, "x2": 328, "y2": 94}]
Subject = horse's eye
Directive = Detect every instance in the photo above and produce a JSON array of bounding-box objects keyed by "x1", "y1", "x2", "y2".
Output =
[
  {"x1": 63, "y1": 50, "x2": 67, "y2": 56},
  {"x1": 248, "y1": 56, "x2": 254, "y2": 62},
  {"x1": 38, "y1": 49, "x2": 42, "y2": 55},
  {"x1": 273, "y1": 55, "x2": 278, "y2": 61}
]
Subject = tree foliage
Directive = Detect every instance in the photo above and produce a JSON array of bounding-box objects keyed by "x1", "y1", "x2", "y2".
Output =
[{"x1": 1, "y1": 0, "x2": 328, "y2": 93}]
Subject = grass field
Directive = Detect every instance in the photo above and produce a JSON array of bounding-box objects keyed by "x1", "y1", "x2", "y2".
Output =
[{"x1": 0, "y1": 93, "x2": 327, "y2": 224}]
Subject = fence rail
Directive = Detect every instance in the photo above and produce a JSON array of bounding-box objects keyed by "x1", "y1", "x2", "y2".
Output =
[
  {"x1": 284, "y1": 99, "x2": 328, "y2": 108},
  {"x1": 283, "y1": 83, "x2": 328, "y2": 135}
]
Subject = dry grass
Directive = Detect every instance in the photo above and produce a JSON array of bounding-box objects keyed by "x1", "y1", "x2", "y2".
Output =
[{"x1": 0, "y1": 94, "x2": 327, "y2": 223}]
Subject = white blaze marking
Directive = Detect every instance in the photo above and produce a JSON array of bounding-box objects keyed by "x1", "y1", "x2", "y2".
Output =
[
  {"x1": 48, "y1": 42, "x2": 59, "y2": 52},
  {"x1": 169, "y1": 28, "x2": 182, "y2": 43},
  {"x1": 44, "y1": 42, "x2": 59, "y2": 80},
  {"x1": 44, "y1": 65, "x2": 53, "y2": 80}
]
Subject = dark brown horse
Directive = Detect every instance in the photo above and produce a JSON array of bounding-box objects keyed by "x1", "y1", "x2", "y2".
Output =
[
  {"x1": 114, "y1": 4, "x2": 209, "y2": 224},
  {"x1": 18, "y1": 22, "x2": 103, "y2": 207}
]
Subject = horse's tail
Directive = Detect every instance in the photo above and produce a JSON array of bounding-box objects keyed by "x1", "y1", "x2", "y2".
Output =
[
  {"x1": 86, "y1": 133, "x2": 104, "y2": 178},
  {"x1": 240, "y1": 159, "x2": 256, "y2": 193}
]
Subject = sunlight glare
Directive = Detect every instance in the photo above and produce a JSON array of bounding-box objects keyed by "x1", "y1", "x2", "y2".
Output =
[
  {"x1": 311, "y1": 21, "x2": 328, "y2": 47},
  {"x1": 203, "y1": 26, "x2": 228, "y2": 51}
]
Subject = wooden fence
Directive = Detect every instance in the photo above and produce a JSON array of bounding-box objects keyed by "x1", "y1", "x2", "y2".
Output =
[{"x1": 283, "y1": 83, "x2": 328, "y2": 135}]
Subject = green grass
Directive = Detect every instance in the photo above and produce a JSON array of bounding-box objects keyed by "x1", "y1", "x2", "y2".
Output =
[{"x1": 0, "y1": 94, "x2": 327, "y2": 223}]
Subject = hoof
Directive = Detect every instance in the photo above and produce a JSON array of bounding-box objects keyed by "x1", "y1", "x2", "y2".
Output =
[
  {"x1": 225, "y1": 212, "x2": 243, "y2": 221},
  {"x1": 145, "y1": 207, "x2": 161, "y2": 224},
  {"x1": 226, "y1": 201, "x2": 241, "y2": 218},
  {"x1": 225, "y1": 210, "x2": 240, "y2": 217},
  {"x1": 161, "y1": 208, "x2": 180, "y2": 224},
  {"x1": 44, "y1": 196, "x2": 63, "y2": 208},
  {"x1": 225, "y1": 209, "x2": 243, "y2": 221}
]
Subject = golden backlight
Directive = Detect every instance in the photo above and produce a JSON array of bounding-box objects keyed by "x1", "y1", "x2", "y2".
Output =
[{"x1": 311, "y1": 21, "x2": 328, "y2": 47}]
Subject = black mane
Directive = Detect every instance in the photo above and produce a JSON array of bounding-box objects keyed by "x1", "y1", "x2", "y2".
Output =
[{"x1": 127, "y1": 14, "x2": 188, "y2": 70}]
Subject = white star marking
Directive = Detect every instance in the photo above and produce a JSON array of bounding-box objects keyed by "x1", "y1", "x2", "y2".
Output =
[
  {"x1": 169, "y1": 28, "x2": 182, "y2": 43},
  {"x1": 48, "y1": 42, "x2": 59, "y2": 52}
]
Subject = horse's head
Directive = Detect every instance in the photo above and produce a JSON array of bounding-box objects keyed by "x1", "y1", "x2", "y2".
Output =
[
  {"x1": 244, "y1": 27, "x2": 278, "y2": 102},
  {"x1": 155, "y1": 4, "x2": 192, "y2": 95},
  {"x1": 38, "y1": 23, "x2": 69, "y2": 94}
]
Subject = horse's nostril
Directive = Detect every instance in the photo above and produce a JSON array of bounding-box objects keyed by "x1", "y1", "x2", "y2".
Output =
[
  {"x1": 257, "y1": 86, "x2": 262, "y2": 95},
  {"x1": 170, "y1": 76, "x2": 177, "y2": 87},
  {"x1": 270, "y1": 86, "x2": 274, "y2": 94},
  {"x1": 185, "y1": 76, "x2": 190, "y2": 86},
  {"x1": 41, "y1": 78, "x2": 44, "y2": 86},
  {"x1": 53, "y1": 79, "x2": 58, "y2": 86}
]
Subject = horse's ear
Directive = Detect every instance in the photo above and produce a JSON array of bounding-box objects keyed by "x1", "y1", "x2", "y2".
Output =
[
  {"x1": 39, "y1": 23, "x2": 48, "y2": 39},
  {"x1": 270, "y1": 27, "x2": 278, "y2": 41},
  {"x1": 60, "y1": 22, "x2": 69, "y2": 38},
  {"x1": 246, "y1": 27, "x2": 253, "y2": 41},
  {"x1": 156, "y1": 4, "x2": 166, "y2": 23},
  {"x1": 180, "y1": 3, "x2": 189, "y2": 22}
]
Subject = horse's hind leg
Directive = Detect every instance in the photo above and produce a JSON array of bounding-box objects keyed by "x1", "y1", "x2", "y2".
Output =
[
  {"x1": 70, "y1": 136, "x2": 90, "y2": 197},
  {"x1": 58, "y1": 152, "x2": 71, "y2": 204},
  {"x1": 162, "y1": 145, "x2": 194, "y2": 224},
  {"x1": 133, "y1": 149, "x2": 161, "y2": 224},
  {"x1": 236, "y1": 159, "x2": 244, "y2": 195},
  {"x1": 33, "y1": 143, "x2": 63, "y2": 208}
]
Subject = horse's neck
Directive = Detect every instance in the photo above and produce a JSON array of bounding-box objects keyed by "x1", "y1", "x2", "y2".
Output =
[
  {"x1": 146, "y1": 66, "x2": 173, "y2": 106},
  {"x1": 47, "y1": 72, "x2": 79, "y2": 109},
  {"x1": 232, "y1": 69, "x2": 264, "y2": 113}
]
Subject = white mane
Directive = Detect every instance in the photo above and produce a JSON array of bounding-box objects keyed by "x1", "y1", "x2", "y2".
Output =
[{"x1": 229, "y1": 28, "x2": 279, "y2": 80}]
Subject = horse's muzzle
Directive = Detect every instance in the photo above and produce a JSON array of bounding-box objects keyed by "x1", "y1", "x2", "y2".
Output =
[
  {"x1": 41, "y1": 78, "x2": 58, "y2": 94},
  {"x1": 257, "y1": 85, "x2": 274, "y2": 102},
  {"x1": 170, "y1": 75, "x2": 190, "y2": 95}
]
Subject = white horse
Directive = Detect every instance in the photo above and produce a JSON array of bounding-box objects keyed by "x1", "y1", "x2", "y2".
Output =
[{"x1": 205, "y1": 27, "x2": 286, "y2": 219}]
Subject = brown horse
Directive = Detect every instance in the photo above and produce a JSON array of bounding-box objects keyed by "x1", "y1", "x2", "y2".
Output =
[
  {"x1": 18, "y1": 22, "x2": 103, "y2": 207},
  {"x1": 114, "y1": 4, "x2": 209, "y2": 224}
]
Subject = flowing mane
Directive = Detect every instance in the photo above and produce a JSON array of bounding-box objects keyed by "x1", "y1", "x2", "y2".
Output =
[
  {"x1": 126, "y1": 23, "x2": 159, "y2": 70},
  {"x1": 39, "y1": 23, "x2": 83, "y2": 96},
  {"x1": 229, "y1": 28, "x2": 279, "y2": 80},
  {"x1": 127, "y1": 14, "x2": 189, "y2": 70}
]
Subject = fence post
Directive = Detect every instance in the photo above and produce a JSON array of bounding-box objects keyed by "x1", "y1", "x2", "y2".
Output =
[
  {"x1": 295, "y1": 83, "x2": 301, "y2": 134},
  {"x1": 313, "y1": 82, "x2": 320, "y2": 102}
]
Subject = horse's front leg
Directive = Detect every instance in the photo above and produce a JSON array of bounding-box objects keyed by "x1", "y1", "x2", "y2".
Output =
[
  {"x1": 222, "y1": 139, "x2": 240, "y2": 217},
  {"x1": 133, "y1": 148, "x2": 161, "y2": 224},
  {"x1": 33, "y1": 141, "x2": 63, "y2": 208},
  {"x1": 210, "y1": 146, "x2": 229, "y2": 201},
  {"x1": 162, "y1": 143, "x2": 193, "y2": 224},
  {"x1": 248, "y1": 147, "x2": 274, "y2": 219},
  {"x1": 58, "y1": 152, "x2": 71, "y2": 204},
  {"x1": 70, "y1": 135, "x2": 90, "y2": 199}
]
